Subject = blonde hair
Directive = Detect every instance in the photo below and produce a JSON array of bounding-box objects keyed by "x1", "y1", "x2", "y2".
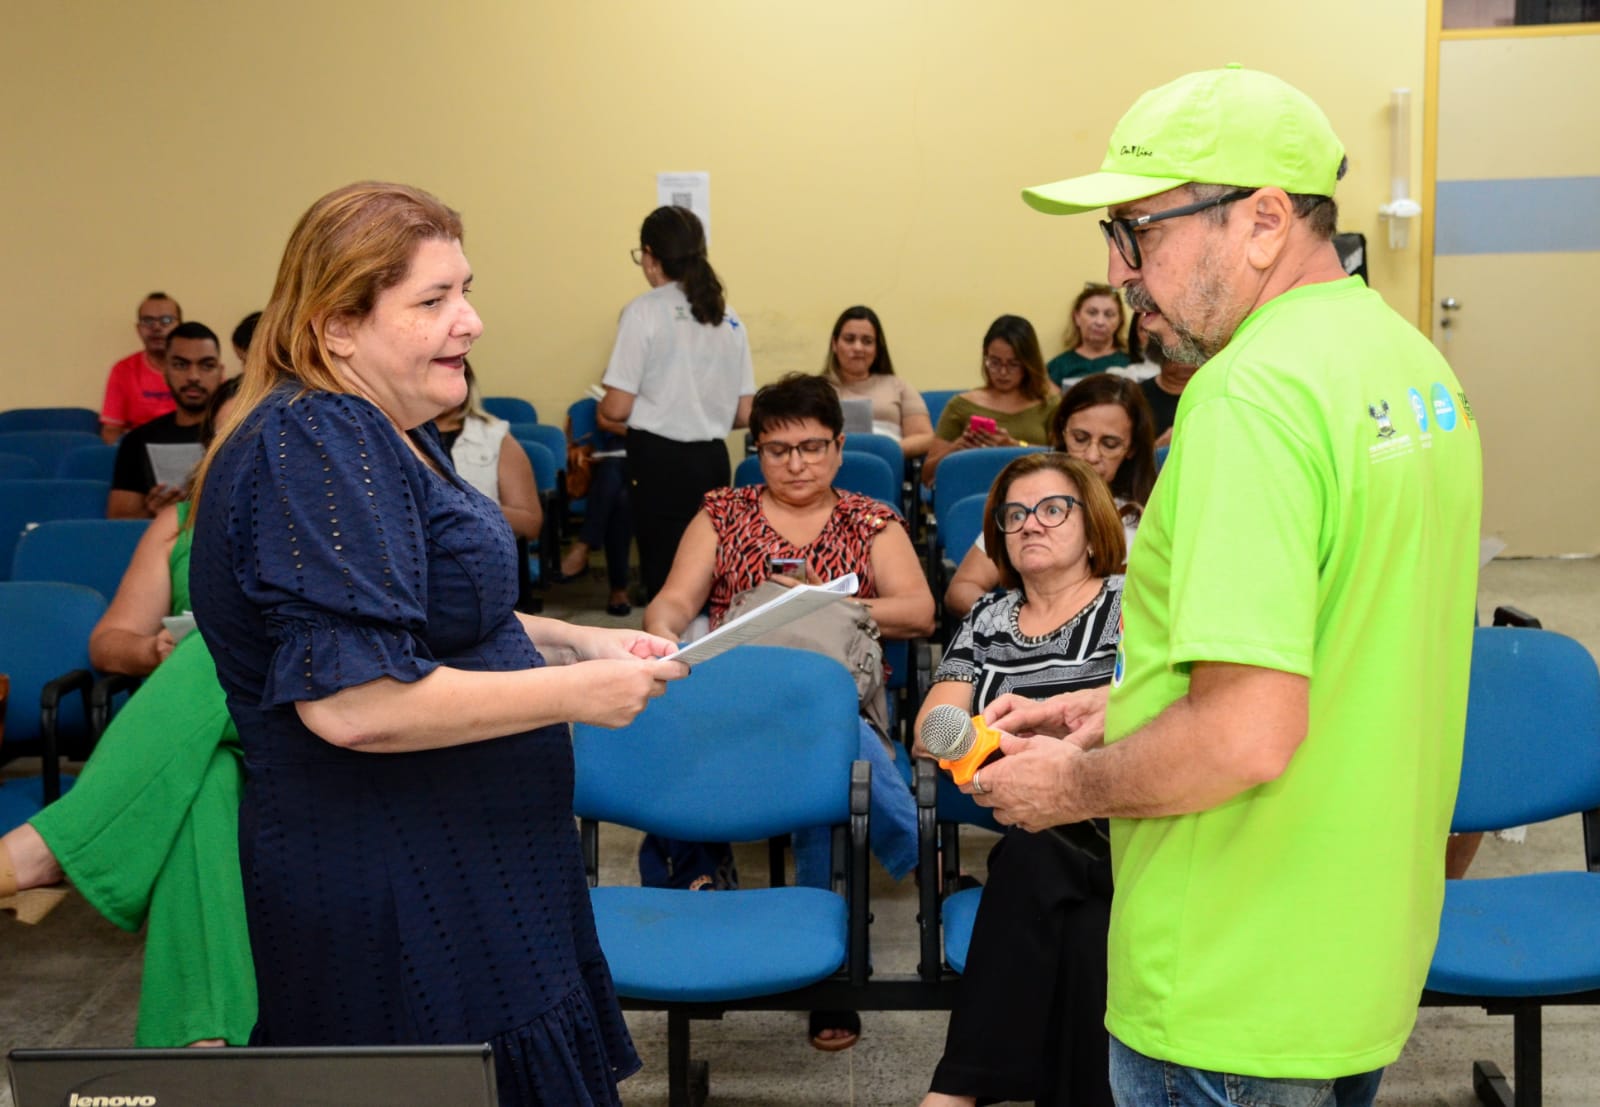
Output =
[
  {"x1": 188, "y1": 182, "x2": 464, "y2": 522},
  {"x1": 1061, "y1": 284, "x2": 1127, "y2": 354}
]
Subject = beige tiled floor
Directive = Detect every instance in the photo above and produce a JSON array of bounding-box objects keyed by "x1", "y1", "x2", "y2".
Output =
[{"x1": 3, "y1": 557, "x2": 1598, "y2": 1105}]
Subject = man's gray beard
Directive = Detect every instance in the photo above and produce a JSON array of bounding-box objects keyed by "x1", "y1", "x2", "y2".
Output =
[
  {"x1": 1158, "y1": 324, "x2": 1212, "y2": 367},
  {"x1": 1126, "y1": 273, "x2": 1231, "y2": 367}
]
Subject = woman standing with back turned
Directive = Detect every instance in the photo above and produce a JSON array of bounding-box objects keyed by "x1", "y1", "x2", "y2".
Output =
[{"x1": 600, "y1": 206, "x2": 755, "y2": 600}]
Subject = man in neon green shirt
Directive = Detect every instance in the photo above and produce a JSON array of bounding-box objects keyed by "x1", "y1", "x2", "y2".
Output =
[{"x1": 966, "y1": 66, "x2": 1482, "y2": 1106}]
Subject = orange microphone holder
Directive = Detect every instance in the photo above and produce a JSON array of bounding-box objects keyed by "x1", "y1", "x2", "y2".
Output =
[{"x1": 938, "y1": 717, "x2": 1004, "y2": 786}]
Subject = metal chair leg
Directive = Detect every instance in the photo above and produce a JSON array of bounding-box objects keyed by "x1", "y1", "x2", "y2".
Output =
[{"x1": 667, "y1": 1010, "x2": 709, "y2": 1107}]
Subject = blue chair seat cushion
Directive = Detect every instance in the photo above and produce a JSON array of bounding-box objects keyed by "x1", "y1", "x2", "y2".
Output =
[
  {"x1": 591, "y1": 885, "x2": 848, "y2": 1002},
  {"x1": 942, "y1": 885, "x2": 983, "y2": 974},
  {"x1": 1427, "y1": 872, "x2": 1600, "y2": 996}
]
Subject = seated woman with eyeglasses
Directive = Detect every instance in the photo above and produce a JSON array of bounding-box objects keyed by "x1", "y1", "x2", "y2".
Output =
[
  {"x1": 644, "y1": 372, "x2": 935, "y2": 1051},
  {"x1": 944, "y1": 373, "x2": 1156, "y2": 619},
  {"x1": 913, "y1": 452, "x2": 1125, "y2": 1107},
  {"x1": 921, "y1": 315, "x2": 1059, "y2": 487},
  {"x1": 1046, "y1": 283, "x2": 1130, "y2": 388}
]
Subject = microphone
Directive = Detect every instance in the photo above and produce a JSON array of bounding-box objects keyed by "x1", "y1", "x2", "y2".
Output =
[{"x1": 920, "y1": 703, "x2": 1003, "y2": 786}]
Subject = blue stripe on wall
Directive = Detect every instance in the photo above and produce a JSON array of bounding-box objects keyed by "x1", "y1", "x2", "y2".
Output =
[{"x1": 1436, "y1": 177, "x2": 1600, "y2": 255}]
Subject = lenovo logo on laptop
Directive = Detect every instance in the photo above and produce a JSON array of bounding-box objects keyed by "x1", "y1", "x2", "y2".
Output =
[{"x1": 68, "y1": 1096, "x2": 157, "y2": 1106}]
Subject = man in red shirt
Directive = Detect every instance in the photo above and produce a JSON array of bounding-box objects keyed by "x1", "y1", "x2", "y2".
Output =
[{"x1": 100, "y1": 292, "x2": 183, "y2": 443}]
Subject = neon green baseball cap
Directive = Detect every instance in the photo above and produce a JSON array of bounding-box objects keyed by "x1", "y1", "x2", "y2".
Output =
[{"x1": 1022, "y1": 64, "x2": 1346, "y2": 215}]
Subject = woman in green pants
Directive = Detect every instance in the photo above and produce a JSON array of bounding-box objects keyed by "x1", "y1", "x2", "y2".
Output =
[{"x1": 0, "y1": 384, "x2": 255, "y2": 1047}]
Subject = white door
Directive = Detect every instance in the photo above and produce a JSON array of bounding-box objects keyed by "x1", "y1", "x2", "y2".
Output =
[{"x1": 1431, "y1": 30, "x2": 1600, "y2": 556}]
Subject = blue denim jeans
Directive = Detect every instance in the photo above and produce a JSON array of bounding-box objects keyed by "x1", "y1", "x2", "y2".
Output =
[
  {"x1": 1109, "y1": 1036, "x2": 1383, "y2": 1107},
  {"x1": 793, "y1": 720, "x2": 919, "y2": 889}
]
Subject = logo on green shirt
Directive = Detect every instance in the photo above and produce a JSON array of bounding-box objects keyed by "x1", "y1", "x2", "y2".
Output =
[{"x1": 1367, "y1": 400, "x2": 1396, "y2": 439}]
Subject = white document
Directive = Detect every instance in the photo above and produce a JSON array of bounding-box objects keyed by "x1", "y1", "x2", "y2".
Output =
[
  {"x1": 162, "y1": 611, "x2": 197, "y2": 642},
  {"x1": 146, "y1": 442, "x2": 204, "y2": 489},
  {"x1": 673, "y1": 573, "x2": 859, "y2": 668},
  {"x1": 656, "y1": 171, "x2": 711, "y2": 243}
]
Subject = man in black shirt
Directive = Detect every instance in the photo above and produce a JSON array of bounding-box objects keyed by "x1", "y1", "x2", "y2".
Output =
[
  {"x1": 1137, "y1": 353, "x2": 1197, "y2": 446},
  {"x1": 108, "y1": 321, "x2": 226, "y2": 519}
]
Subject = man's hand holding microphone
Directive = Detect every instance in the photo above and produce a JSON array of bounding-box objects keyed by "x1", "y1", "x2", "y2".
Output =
[{"x1": 916, "y1": 686, "x2": 1109, "y2": 833}]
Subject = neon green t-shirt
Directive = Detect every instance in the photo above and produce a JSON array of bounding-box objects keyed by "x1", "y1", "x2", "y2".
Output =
[{"x1": 1104, "y1": 277, "x2": 1483, "y2": 1077}]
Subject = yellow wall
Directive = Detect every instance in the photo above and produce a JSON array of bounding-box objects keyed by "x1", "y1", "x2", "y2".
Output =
[{"x1": 3, "y1": 1, "x2": 1427, "y2": 418}]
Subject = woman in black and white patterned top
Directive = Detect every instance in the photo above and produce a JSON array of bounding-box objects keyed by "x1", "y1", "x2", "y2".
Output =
[{"x1": 915, "y1": 452, "x2": 1125, "y2": 1107}]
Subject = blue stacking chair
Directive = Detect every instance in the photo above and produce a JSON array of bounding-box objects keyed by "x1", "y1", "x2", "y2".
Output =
[
  {"x1": 11, "y1": 519, "x2": 150, "y2": 603},
  {"x1": 509, "y1": 438, "x2": 561, "y2": 599},
  {"x1": 928, "y1": 447, "x2": 1044, "y2": 577},
  {"x1": 509, "y1": 424, "x2": 569, "y2": 537},
  {"x1": 904, "y1": 759, "x2": 1001, "y2": 982},
  {"x1": 574, "y1": 646, "x2": 869, "y2": 1106},
  {"x1": 935, "y1": 492, "x2": 991, "y2": 637},
  {"x1": 1423, "y1": 625, "x2": 1600, "y2": 1107},
  {"x1": 0, "y1": 407, "x2": 101, "y2": 434},
  {"x1": 508, "y1": 423, "x2": 567, "y2": 477},
  {"x1": 909, "y1": 755, "x2": 1003, "y2": 978},
  {"x1": 564, "y1": 397, "x2": 601, "y2": 521},
  {"x1": 842, "y1": 433, "x2": 907, "y2": 515},
  {"x1": 0, "y1": 581, "x2": 106, "y2": 803},
  {"x1": 0, "y1": 480, "x2": 111, "y2": 581},
  {"x1": 0, "y1": 431, "x2": 106, "y2": 477},
  {"x1": 56, "y1": 442, "x2": 119, "y2": 482},
  {"x1": 482, "y1": 396, "x2": 538, "y2": 425},
  {"x1": 0, "y1": 452, "x2": 41, "y2": 479},
  {"x1": 920, "y1": 390, "x2": 961, "y2": 428},
  {"x1": 733, "y1": 452, "x2": 901, "y2": 511}
]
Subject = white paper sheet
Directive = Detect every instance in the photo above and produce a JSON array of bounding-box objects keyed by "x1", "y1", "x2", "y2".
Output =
[
  {"x1": 673, "y1": 573, "x2": 859, "y2": 668},
  {"x1": 146, "y1": 442, "x2": 204, "y2": 490},
  {"x1": 655, "y1": 172, "x2": 711, "y2": 243}
]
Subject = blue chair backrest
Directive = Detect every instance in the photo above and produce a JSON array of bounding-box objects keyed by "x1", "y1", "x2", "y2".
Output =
[
  {"x1": 11, "y1": 519, "x2": 150, "y2": 601},
  {"x1": 566, "y1": 397, "x2": 625, "y2": 455},
  {"x1": 0, "y1": 452, "x2": 41, "y2": 479},
  {"x1": 0, "y1": 430, "x2": 106, "y2": 475},
  {"x1": 938, "y1": 493, "x2": 989, "y2": 564},
  {"x1": 514, "y1": 439, "x2": 558, "y2": 495},
  {"x1": 1451, "y1": 627, "x2": 1600, "y2": 833},
  {"x1": 0, "y1": 480, "x2": 111, "y2": 581},
  {"x1": 574, "y1": 646, "x2": 859, "y2": 840},
  {"x1": 510, "y1": 423, "x2": 567, "y2": 473},
  {"x1": 1155, "y1": 444, "x2": 1170, "y2": 472},
  {"x1": 921, "y1": 390, "x2": 962, "y2": 427},
  {"x1": 734, "y1": 452, "x2": 901, "y2": 512},
  {"x1": 843, "y1": 433, "x2": 905, "y2": 480},
  {"x1": 0, "y1": 407, "x2": 101, "y2": 434},
  {"x1": 483, "y1": 396, "x2": 538, "y2": 424},
  {"x1": 567, "y1": 397, "x2": 598, "y2": 446},
  {"x1": 56, "y1": 443, "x2": 119, "y2": 482},
  {"x1": 931, "y1": 447, "x2": 1046, "y2": 534},
  {"x1": 0, "y1": 581, "x2": 105, "y2": 745},
  {"x1": 733, "y1": 455, "x2": 761, "y2": 488}
]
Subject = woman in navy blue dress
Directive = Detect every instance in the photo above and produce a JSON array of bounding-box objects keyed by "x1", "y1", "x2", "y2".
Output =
[{"x1": 188, "y1": 182, "x2": 686, "y2": 1106}]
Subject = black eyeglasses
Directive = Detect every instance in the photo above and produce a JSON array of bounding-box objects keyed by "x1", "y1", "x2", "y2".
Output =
[
  {"x1": 629, "y1": 247, "x2": 645, "y2": 265},
  {"x1": 757, "y1": 437, "x2": 836, "y2": 463},
  {"x1": 1099, "y1": 188, "x2": 1257, "y2": 270},
  {"x1": 137, "y1": 314, "x2": 178, "y2": 328},
  {"x1": 994, "y1": 494, "x2": 1079, "y2": 533}
]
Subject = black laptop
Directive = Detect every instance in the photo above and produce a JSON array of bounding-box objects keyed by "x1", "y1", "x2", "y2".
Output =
[{"x1": 8, "y1": 1044, "x2": 497, "y2": 1107}]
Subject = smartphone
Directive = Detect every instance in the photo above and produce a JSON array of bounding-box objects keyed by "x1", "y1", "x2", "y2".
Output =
[
  {"x1": 968, "y1": 415, "x2": 998, "y2": 436},
  {"x1": 767, "y1": 557, "x2": 806, "y2": 575}
]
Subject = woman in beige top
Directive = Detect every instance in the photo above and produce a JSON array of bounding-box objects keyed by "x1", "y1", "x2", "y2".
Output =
[{"x1": 820, "y1": 305, "x2": 934, "y2": 457}]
